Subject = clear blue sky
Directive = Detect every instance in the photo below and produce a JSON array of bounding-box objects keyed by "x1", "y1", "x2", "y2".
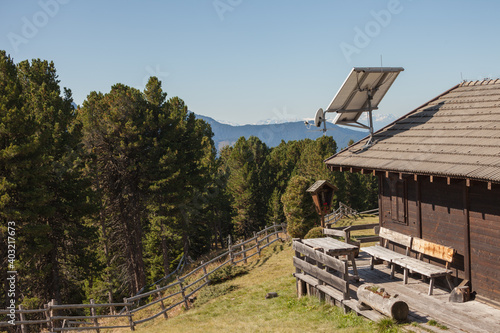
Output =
[{"x1": 1, "y1": 0, "x2": 499, "y2": 124}]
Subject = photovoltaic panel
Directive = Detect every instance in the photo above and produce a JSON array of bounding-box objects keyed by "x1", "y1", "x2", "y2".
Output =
[{"x1": 329, "y1": 67, "x2": 404, "y2": 126}]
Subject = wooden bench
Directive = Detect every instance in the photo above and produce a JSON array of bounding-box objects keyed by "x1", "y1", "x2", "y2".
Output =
[
  {"x1": 362, "y1": 227, "x2": 411, "y2": 279},
  {"x1": 363, "y1": 227, "x2": 456, "y2": 295},
  {"x1": 394, "y1": 237, "x2": 455, "y2": 295}
]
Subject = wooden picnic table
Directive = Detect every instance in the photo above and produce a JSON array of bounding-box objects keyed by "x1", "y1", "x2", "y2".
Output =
[{"x1": 302, "y1": 237, "x2": 359, "y2": 281}]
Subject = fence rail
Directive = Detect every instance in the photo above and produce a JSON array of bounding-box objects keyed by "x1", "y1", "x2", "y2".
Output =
[
  {"x1": 0, "y1": 223, "x2": 287, "y2": 332},
  {"x1": 325, "y1": 202, "x2": 379, "y2": 227}
]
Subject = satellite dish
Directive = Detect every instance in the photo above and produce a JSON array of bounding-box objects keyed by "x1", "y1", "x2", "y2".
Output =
[
  {"x1": 305, "y1": 107, "x2": 333, "y2": 136},
  {"x1": 314, "y1": 108, "x2": 324, "y2": 127}
]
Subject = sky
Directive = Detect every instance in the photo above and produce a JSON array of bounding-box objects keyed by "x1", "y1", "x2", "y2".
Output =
[{"x1": 1, "y1": 0, "x2": 500, "y2": 125}]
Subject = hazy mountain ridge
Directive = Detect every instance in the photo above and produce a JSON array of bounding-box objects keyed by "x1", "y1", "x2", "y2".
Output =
[{"x1": 194, "y1": 113, "x2": 367, "y2": 151}]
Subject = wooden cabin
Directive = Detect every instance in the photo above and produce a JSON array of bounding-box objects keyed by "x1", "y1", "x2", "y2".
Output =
[{"x1": 325, "y1": 79, "x2": 500, "y2": 305}]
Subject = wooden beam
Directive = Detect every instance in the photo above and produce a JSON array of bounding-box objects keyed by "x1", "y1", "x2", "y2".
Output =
[
  {"x1": 466, "y1": 178, "x2": 470, "y2": 187},
  {"x1": 447, "y1": 177, "x2": 451, "y2": 185},
  {"x1": 414, "y1": 174, "x2": 418, "y2": 181},
  {"x1": 430, "y1": 175, "x2": 434, "y2": 183},
  {"x1": 399, "y1": 173, "x2": 403, "y2": 180},
  {"x1": 360, "y1": 169, "x2": 364, "y2": 174},
  {"x1": 463, "y1": 181, "x2": 471, "y2": 286},
  {"x1": 350, "y1": 167, "x2": 354, "y2": 173},
  {"x1": 378, "y1": 175, "x2": 383, "y2": 228},
  {"x1": 488, "y1": 181, "x2": 492, "y2": 190},
  {"x1": 339, "y1": 166, "x2": 343, "y2": 172},
  {"x1": 417, "y1": 178, "x2": 422, "y2": 238},
  {"x1": 385, "y1": 171, "x2": 389, "y2": 178},
  {"x1": 372, "y1": 170, "x2": 376, "y2": 176}
]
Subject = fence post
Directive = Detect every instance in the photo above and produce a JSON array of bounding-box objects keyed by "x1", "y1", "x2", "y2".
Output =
[
  {"x1": 155, "y1": 285, "x2": 168, "y2": 319},
  {"x1": 90, "y1": 299, "x2": 100, "y2": 333},
  {"x1": 265, "y1": 228, "x2": 269, "y2": 244},
  {"x1": 240, "y1": 244, "x2": 247, "y2": 264},
  {"x1": 108, "y1": 290, "x2": 115, "y2": 315},
  {"x1": 50, "y1": 299, "x2": 57, "y2": 330},
  {"x1": 228, "y1": 235, "x2": 234, "y2": 265},
  {"x1": 201, "y1": 261, "x2": 209, "y2": 283},
  {"x1": 273, "y1": 223, "x2": 278, "y2": 240},
  {"x1": 178, "y1": 277, "x2": 189, "y2": 310},
  {"x1": 254, "y1": 232, "x2": 261, "y2": 256},
  {"x1": 18, "y1": 305, "x2": 26, "y2": 333},
  {"x1": 123, "y1": 297, "x2": 135, "y2": 331},
  {"x1": 44, "y1": 302, "x2": 52, "y2": 332}
]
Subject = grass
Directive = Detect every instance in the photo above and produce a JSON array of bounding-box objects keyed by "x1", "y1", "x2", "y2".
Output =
[
  {"x1": 118, "y1": 241, "x2": 385, "y2": 333},
  {"x1": 334, "y1": 214, "x2": 379, "y2": 247},
  {"x1": 106, "y1": 217, "x2": 407, "y2": 333},
  {"x1": 427, "y1": 319, "x2": 448, "y2": 330}
]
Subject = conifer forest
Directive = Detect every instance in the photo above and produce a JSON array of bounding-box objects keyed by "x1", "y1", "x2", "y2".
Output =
[{"x1": 0, "y1": 51, "x2": 377, "y2": 308}]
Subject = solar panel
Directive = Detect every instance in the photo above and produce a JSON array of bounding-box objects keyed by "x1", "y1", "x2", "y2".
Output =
[{"x1": 328, "y1": 67, "x2": 404, "y2": 128}]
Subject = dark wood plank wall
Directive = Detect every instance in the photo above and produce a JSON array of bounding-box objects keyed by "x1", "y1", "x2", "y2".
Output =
[
  {"x1": 469, "y1": 183, "x2": 500, "y2": 303},
  {"x1": 419, "y1": 178, "x2": 466, "y2": 277},
  {"x1": 380, "y1": 175, "x2": 466, "y2": 277},
  {"x1": 379, "y1": 173, "x2": 500, "y2": 302}
]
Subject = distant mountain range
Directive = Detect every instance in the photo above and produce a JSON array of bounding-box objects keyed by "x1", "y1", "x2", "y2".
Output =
[{"x1": 194, "y1": 113, "x2": 397, "y2": 151}]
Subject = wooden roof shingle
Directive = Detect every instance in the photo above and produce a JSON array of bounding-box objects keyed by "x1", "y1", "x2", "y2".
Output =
[{"x1": 325, "y1": 80, "x2": 500, "y2": 183}]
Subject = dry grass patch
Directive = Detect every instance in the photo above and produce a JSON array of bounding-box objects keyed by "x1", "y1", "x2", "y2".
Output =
[{"x1": 125, "y1": 242, "x2": 379, "y2": 333}]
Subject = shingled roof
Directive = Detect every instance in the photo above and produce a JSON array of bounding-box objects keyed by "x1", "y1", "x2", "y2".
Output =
[{"x1": 325, "y1": 79, "x2": 500, "y2": 184}]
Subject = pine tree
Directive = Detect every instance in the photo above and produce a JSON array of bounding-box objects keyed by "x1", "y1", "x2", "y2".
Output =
[
  {"x1": 78, "y1": 84, "x2": 149, "y2": 294},
  {"x1": 225, "y1": 136, "x2": 270, "y2": 237},
  {"x1": 0, "y1": 53, "x2": 96, "y2": 305},
  {"x1": 281, "y1": 175, "x2": 317, "y2": 238}
]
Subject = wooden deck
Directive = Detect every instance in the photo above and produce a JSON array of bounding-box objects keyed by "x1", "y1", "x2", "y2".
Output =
[{"x1": 350, "y1": 252, "x2": 500, "y2": 333}]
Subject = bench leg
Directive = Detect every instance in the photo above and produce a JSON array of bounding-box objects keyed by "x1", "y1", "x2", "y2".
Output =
[
  {"x1": 370, "y1": 256, "x2": 374, "y2": 270},
  {"x1": 349, "y1": 254, "x2": 359, "y2": 282},
  {"x1": 403, "y1": 268, "x2": 408, "y2": 284},
  {"x1": 428, "y1": 277, "x2": 434, "y2": 296},
  {"x1": 297, "y1": 279, "x2": 306, "y2": 298},
  {"x1": 445, "y1": 275, "x2": 454, "y2": 292},
  {"x1": 390, "y1": 263, "x2": 395, "y2": 279}
]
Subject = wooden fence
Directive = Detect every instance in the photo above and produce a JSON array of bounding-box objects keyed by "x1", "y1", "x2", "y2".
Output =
[
  {"x1": 0, "y1": 223, "x2": 287, "y2": 333},
  {"x1": 325, "y1": 202, "x2": 379, "y2": 227}
]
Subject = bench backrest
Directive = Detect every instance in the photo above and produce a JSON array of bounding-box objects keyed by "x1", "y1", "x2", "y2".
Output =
[
  {"x1": 379, "y1": 227, "x2": 412, "y2": 248},
  {"x1": 412, "y1": 237, "x2": 455, "y2": 263},
  {"x1": 322, "y1": 228, "x2": 347, "y2": 241},
  {"x1": 379, "y1": 227, "x2": 412, "y2": 255}
]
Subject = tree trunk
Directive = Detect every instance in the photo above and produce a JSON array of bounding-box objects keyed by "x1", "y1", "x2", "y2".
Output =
[
  {"x1": 160, "y1": 226, "x2": 170, "y2": 276},
  {"x1": 357, "y1": 284, "x2": 408, "y2": 321},
  {"x1": 49, "y1": 237, "x2": 62, "y2": 303}
]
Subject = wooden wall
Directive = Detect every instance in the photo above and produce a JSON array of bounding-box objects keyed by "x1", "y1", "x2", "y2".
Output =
[
  {"x1": 469, "y1": 183, "x2": 500, "y2": 303},
  {"x1": 379, "y1": 173, "x2": 500, "y2": 303}
]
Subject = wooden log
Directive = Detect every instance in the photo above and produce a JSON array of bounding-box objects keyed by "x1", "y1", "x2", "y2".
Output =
[{"x1": 356, "y1": 284, "x2": 409, "y2": 322}]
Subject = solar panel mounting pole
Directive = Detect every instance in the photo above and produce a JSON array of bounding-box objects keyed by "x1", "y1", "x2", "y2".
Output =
[{"x1": 365, "y1": 90, "x2": 375, "y2": 147}]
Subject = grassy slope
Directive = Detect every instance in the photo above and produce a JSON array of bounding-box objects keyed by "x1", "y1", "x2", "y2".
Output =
[{"x1": 126, "y1": 241, "x2": 379, "y2": 333}]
